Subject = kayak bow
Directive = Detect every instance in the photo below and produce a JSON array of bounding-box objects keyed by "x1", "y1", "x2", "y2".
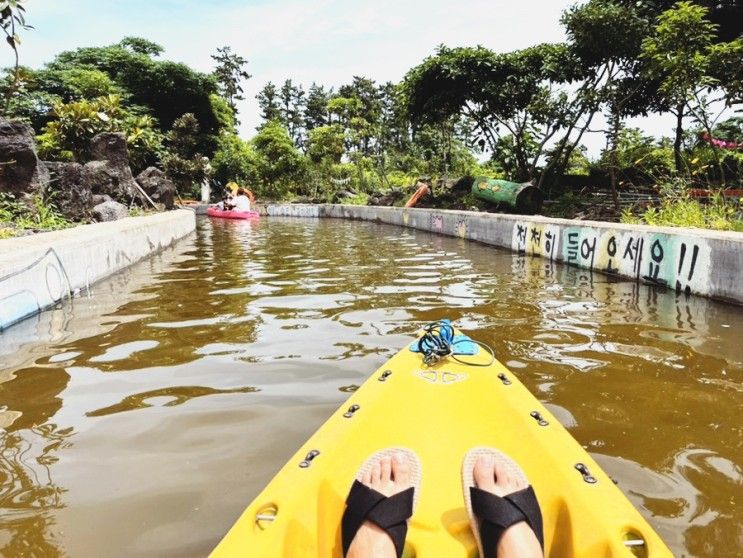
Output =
[{"x1": 212, "y1": 325, "x2": 672, "y2": 557}]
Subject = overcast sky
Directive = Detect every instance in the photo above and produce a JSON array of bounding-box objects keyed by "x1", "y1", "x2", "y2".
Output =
[{"x1": 15, "y1": 0, "x2": 677, "y2": 156}]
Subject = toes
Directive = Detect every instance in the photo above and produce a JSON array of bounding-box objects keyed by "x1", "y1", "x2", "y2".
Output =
[
  {"x1": 391, "y1": 451, "x2": 410, "y2": 486},
  {"x1": 361, "y1": 468, "x2": 372, "y2": 487},
  {"x1": 380, "y1": 456, "x2": 392, "y2": 484},
  {"x1": 473, "y1": 454, "x2": 497, "y2": 490},
  {"x1": 493, "y1": 460, "x2": 529, "y2": 495},
  {"x1": 370, "y1": 461, "x2": 382, "y2": 487},
  {"x1": 493, "y1": 460, "x2": 512, "y2": 489}
]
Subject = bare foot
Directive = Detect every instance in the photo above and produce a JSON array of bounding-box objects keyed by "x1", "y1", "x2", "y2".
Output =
[
  {"x1": 473, "y1": 455, "x2": 544, "y2": 558},
  {"x1": 346, "y1": 452, "x2": 411, "y2": 558}
]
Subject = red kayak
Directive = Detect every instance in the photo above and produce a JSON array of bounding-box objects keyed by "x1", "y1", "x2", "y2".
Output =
[{"x1": 207, "y1": 207, "x2": 260, "y2": 220}]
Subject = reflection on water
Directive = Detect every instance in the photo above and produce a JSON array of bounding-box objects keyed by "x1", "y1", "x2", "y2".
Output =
[{"x1": 0, "y1": 217, "x2": 741, "y2": 557}]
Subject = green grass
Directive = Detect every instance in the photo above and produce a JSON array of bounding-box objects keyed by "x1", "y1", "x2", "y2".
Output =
[
  {"x1": 343, "y1": 192, "x2": 370, "y2": 206},
  {"x1": 0, "y1": 193, "x2": 73, "y2": 237},
  {"x1": 621, "y1": 188, "x2": 743, "y2": 232}
]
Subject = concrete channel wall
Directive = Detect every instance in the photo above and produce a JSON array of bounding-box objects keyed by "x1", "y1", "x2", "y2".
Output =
[
  {"x1": 0, "y1": 209, "x2": 196, "y2": 330},
  {"x1": 261, "y1": 204, "x2": 743, "y2": 305}
]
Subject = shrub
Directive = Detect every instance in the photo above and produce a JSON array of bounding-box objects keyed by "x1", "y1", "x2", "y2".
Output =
[{"x1": 621, "y1": 179, "x2": 742, "y2": 231}]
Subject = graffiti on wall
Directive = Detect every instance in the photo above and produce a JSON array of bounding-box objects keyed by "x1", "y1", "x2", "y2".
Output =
[
  {"x1": 512, "y1": 221, "x2": 712, "y2": 296},
  {"x1": 456, "y1": 218, "x2": 468, "y2": 239},
  {"x1": 266, "y1": 205, "x2": 320, "y2": 218},
  {"x1": 511, "y1": 221, "x2": 561, "y2": 260}
]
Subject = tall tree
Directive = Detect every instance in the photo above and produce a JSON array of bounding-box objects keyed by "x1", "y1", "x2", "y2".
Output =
[
  {"x1": 251, "y1": 120, "x2": 307, "y2": 198},
  {"x1": 402, "y1": 43, "x2": 598, "y2": 188},
  {"x1": 563, "y1": 0, "x2": 652, "y2": 207},
  {"x1": 279, "y1": 79, "x2": 305, "y2": 146},
  {"x1": 641, "y1": 1, "x2": 719, "y2": 174},
  {"x1": 338, "y1": 77, "x2": 382, "y2": 156},
  {"x1": 256, "y1": 82, "x2": 282, "y2": 123},
  {"x1": 119, "y1": 37, "x2": 163, "y2": 57},
  {"x1": 162, "y1": 113, "x2": 209, "y2": 195},
  {"x1": 304, "y1": 83, "x2": 331, "y2": 130},
  {"x1": 211, "y1": 46, "x2": 251, "y2": 116},
  {"x1": 626, "y1": 0, "x2": 743, "y2": 42}
]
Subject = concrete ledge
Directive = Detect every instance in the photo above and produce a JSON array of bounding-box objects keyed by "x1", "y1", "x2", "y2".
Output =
[
  {"x1": 261, "y1": 203, "x2": 743, "y2": 305},
  {"x1": 0, "y1": 210, "x2": 196, "y2": 330}
]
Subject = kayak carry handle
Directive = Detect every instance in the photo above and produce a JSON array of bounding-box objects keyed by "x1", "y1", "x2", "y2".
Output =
[
  {"x1": 623, "y1": 531, "x2": 648, "y2": 557},
  {"x1": 254, "y1": 503, "x2": 278, "y2": 530},
  {"x1": 497, "y1": 373, "x2": 512, "y2": 385},
  {"x1": 299, "y1": 449, "x2": 320, "y2": 468},
  {"x1": 378, "y1": 370, "x2": 392, "y2": 382}
]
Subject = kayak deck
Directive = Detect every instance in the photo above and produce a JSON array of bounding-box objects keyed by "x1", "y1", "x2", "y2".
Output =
[{"x1": 212, "y1": 332, "x2": 671, "y2": 557}]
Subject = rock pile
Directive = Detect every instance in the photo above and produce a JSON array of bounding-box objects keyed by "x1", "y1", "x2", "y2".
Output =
[
  {"x1": 0, "y1": 119, "x2": 49, "y2": 197},
  {"x1": 0, "y1": 117, "x2": 177, "y2": 224}
]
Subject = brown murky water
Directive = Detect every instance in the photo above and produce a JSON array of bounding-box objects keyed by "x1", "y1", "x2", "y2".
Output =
[{"x1": 0, "y1": 217, "x2": 741, "y2": 557}]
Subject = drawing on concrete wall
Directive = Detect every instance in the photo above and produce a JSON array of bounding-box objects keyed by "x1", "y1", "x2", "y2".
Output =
[
  {"x1": 456, "y1": 218, "x2": 468, "y2": 239},
  {"x1": 512, "y1": 221, "x2": 712, "y2": 296},
  {"x1": 564, "y1": 227, "x2": 712, "y2": 296},
  {"x1": 0, "y1": 248, "x2": 72, "y2": 330},
  {"x1": 430, "y1": 214, "x2": 444, "y2": 233},
  {"x1": 266, "y1": 205, "x2": 320, "y2": 218},
  {"x1": 512, "y1": 221, "x2": 560, "y2": 260}
]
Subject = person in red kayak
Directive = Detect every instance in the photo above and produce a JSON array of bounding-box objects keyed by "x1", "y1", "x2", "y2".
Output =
[{"x1": 232, "y1": 188, "x2": 251, "y2": 212}]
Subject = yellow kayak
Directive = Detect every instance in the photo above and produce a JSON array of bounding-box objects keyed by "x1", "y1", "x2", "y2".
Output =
[{"x1": 212, "y1": 324, "x2": 672, "y2": 557}]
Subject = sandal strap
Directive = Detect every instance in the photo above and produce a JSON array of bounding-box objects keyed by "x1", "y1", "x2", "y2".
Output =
[
  {"x1": 342, "y1": 480, "x2": 414, "y2": 557},
  {"x1": 505, "y1": 486, "x2": 544, "y2": 548},
  {"x1": 471, "y1": 485, "x2": 544, "y2": 555}
]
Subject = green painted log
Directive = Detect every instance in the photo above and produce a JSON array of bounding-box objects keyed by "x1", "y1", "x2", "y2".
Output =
[{"x1": 472, "y1": 176, "x2": 543, "y2": 214}]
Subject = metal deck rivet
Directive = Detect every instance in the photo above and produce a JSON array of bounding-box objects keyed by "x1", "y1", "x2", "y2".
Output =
[
  {"x1": 530, "y1": 411, "x2": 549, "y2": 426},
  {"x1": 299, "y1": 449, "x2": 320, "y2": 468},
  {"x1": 343, "y1": 404, "x2": 360, "y2": 418},
  {"x1": 575, "y1": 463, "x2": 597, "y2": 484}
]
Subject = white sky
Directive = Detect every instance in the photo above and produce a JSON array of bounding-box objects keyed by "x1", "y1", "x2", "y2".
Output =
[{"x1": 12, "y1": 0, "x2": 679, "y2": 157}]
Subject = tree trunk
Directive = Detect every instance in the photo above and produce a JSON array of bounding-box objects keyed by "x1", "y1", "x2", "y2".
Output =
[
  {"x1": 608, "y1": 105, "x2": 621, "y2": 212},
  {"x1": 673, "y1": 103, "x2": 685, "y2": 175}
]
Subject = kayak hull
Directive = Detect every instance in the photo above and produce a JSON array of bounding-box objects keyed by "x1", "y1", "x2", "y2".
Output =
[
  {"x1": 207, "y1": 207, "x2": 260, "y2": 220},
  {"x1": 212, "y1": 330, "x2": 672, "y2": 557}
]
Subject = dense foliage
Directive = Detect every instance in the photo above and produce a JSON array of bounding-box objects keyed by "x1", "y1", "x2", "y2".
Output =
[{"x1": 2, "y1": 37, "x2": 233, "y2": 195}]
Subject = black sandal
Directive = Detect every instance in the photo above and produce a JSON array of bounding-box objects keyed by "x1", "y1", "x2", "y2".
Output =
[
  {"x1": 341, "y1": 448, "x2": 421, "y2": 558},
  {"x1": 463, "y1": 447, "x2": 544, "y2": 556}
]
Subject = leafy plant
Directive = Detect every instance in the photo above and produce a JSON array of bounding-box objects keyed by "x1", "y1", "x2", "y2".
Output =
[
  {"x1": 621, "y1": 179, "x2": 742, "y2": 230},
  {"x1": 0, "y1": 192, "x2": 71, "y2": 234},
  {"x1": 36, "y1": 94, "x2": 163, "y2": 170}
]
